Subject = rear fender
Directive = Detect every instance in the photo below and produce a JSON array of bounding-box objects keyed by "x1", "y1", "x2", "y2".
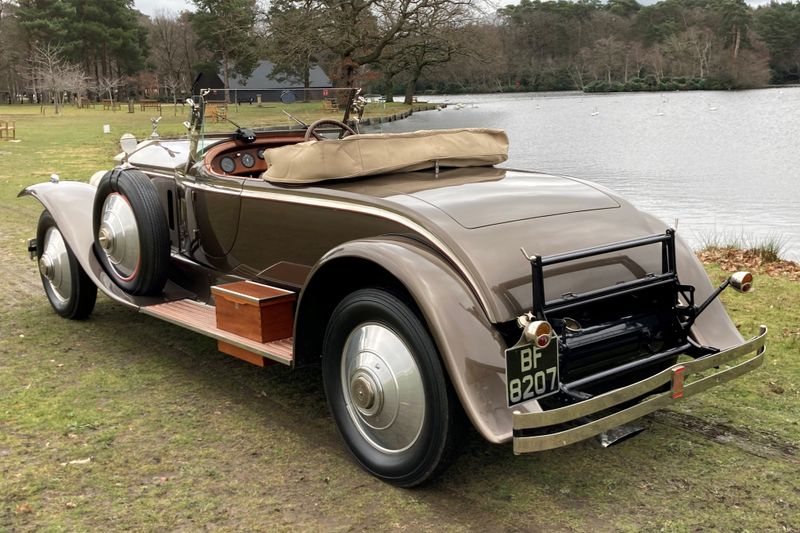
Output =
[
  {"x1": 298, "y1": 236, "x2": 528, "y2": 443},
  {"x1": 635, "y1": 213, "x2": 744, "y2": 349},
  {"x1": 20, "y1": 181, "x2": 140, "y2": 308}
]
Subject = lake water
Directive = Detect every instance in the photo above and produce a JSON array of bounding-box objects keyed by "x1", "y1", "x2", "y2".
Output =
[{"x1": 370, "y1": 89, "x2": 800, "y2": 261}]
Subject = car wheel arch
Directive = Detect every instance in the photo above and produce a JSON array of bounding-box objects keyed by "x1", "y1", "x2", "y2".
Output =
[
  {"x1": 294, "y1": 236, "x2": 513, "y2": 444},
  {"x1": 293, "y1": 253, "x2": 416, "y2": 369}
]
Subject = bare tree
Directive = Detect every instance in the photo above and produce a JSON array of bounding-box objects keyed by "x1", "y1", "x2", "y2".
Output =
[
  {"x1": 162, "y1": 73, "x2": 182, "y2": 114},
  {"x1": 26, "y1": 43, "x2": 88, "y2": 114},
  {"x1": 96, "y1": 74, "x2": 126, "y2": 110},
  {"x1": 308, "y1": 0, "x2": 480, "y2": 87},
  {"x1": 148, "y1": 10, "x2": 186, "y2": 98},
  {"x1": 62, "y1": 65, "x2": 91, "y2": 107}
]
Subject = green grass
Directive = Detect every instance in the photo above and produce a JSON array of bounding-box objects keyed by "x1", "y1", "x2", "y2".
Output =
[{"x1": 1, "y1": 108, "x2": 799, "y2": 531}]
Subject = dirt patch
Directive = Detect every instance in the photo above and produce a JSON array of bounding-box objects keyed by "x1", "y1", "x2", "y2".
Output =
[
  {"x1": 652, "y1": 410, "x2": 799, "y2": 464},
  {"x1": 697, "y1": 248, "x2": 800, "y2": 281}
]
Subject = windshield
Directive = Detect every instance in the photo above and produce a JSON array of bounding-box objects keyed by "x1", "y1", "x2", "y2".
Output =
[{"x1": 192, "y1": 87, "x2": 364, "y2": 141}]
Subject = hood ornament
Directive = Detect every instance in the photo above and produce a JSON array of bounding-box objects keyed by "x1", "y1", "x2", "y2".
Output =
[{"x1": 150, "y1": 116, "x2": 162, "y2": 139}]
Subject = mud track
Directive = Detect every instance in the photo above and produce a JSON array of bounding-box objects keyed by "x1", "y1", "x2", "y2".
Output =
[{"x1": 651, "y1": 410, "x2": 799, "y2": 464}]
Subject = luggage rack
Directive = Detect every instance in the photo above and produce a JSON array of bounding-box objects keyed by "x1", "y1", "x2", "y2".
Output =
[
  {"x1": 523, "y1": 229, "x2": 679, "y2": 321},
  {"x1": 520, "y1": 229, "x2": 698, "y2": 395}
]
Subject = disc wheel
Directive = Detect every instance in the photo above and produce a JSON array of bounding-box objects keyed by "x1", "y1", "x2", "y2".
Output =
[
  {"x1": 93, "y1": 168, "x2": 169, "y2": 295},
  {"x1": 322, "y1": 288, "x2": 463, "y2": 487},
  {"x1": 36, "y1": 210, "x2": 97, "y2": 319}
]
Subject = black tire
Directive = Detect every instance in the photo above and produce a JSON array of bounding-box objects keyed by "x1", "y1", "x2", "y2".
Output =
[
  {"x1": 322, "y1": 288, "x2": 463, "y2": 487},
  {"x1": 36, "y1": 210, "x2": 97, "y2": 319},
  {"x1": 92, "y1": 168, "x2": 169, "y2": 295}
]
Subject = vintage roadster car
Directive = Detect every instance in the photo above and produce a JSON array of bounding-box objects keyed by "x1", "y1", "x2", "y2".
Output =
[{"x1": 20, "y1": 89, "x2": 767, "y2": 487}]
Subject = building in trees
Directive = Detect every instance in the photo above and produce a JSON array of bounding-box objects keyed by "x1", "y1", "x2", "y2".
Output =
[{"x1": 191, "y1": 60, "x2": 332, "y2": 102}]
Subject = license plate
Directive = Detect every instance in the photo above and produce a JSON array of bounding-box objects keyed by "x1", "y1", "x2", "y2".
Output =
[{"x1": 505, "y1": 339, "x2": 560, "y2": 407}]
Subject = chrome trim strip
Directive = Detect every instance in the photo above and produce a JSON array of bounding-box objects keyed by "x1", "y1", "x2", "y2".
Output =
[
  {"x1": 211, "y1": 282, "x2": 294, "y2": 305},
  {"x1": 186, "y1": 180, "x2": 494, "y2": 318},
  {"x1": 512, "y1": 326, "x2": 767, "y2": 453}
]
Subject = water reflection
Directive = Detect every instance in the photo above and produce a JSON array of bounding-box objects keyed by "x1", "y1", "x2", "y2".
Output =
[{"x1": 370, "y1": 89, "x2": 800, "y2": 260}]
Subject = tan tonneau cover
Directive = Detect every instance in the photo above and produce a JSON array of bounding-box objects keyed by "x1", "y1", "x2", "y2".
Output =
[{"x1": 262, "y1": 128, "x2": 508, "y2": 184}]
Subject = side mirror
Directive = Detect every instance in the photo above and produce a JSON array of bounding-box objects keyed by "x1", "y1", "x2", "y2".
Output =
[{"x1": 729, "y1": 271, "x2": 753, "y2": 293}]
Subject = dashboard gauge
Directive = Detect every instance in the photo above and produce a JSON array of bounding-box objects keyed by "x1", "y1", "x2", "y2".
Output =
[
  {"x1": 257, "y1": 148, "x2": 265, "y2": 160},
  {"x1": 241, "y1": 153, "x2": 256, "y2": 168},
  {"x1": 220, "y1": 156, "x2": 236, "y2": 173}
]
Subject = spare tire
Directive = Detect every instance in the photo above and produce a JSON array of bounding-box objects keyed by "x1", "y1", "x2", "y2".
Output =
[{"x1": 93, "y1": 168, "x2": 169, "y2": 295}]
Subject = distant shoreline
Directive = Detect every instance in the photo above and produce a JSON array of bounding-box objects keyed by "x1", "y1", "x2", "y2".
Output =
[{"x1": 416, "y1": 83, "x2": 796, "y2": 97}]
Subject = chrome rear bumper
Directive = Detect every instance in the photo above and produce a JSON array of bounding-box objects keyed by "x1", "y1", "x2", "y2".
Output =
[{"x1": 512, "y1": 326, "x2": 768, "y2": 454}]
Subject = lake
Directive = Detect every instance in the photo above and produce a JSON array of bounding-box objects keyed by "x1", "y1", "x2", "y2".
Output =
[{"x1": 370, "y1": 89, "x2": 800, "y2": 261}]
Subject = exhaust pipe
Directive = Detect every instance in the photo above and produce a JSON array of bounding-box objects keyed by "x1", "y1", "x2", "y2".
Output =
[{"x1": 596, "y1": 423, "x2": 645, "y2": 448}]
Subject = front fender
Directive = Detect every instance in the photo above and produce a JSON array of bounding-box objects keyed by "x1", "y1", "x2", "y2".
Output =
[
  {"x1": 302, "y1": 236, "x2": 531, "y2": 444},
  {"x1": 20, "y1": 181, "x2": 141, "y2": 309}
]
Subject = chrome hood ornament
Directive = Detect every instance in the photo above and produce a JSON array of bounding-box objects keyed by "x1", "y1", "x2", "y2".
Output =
[{"x1": 150, "y1": 116, "x2": 162, "y2": 139}]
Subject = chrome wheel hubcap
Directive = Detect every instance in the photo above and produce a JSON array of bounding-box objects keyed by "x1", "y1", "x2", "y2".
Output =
[
  {"x1": 341, "y1": 323, "x2": 425, "y2": 454},
  {"x1": 40, "y1": 227, "x2": 71, "y2": 303},
  {"x1": 98, "y1": 193, "x2": 139, "y2": 280}
]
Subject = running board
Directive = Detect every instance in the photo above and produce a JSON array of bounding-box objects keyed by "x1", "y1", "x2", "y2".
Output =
[{"x1": 140, "y1": 299, "x2": 293, "y2": 366}]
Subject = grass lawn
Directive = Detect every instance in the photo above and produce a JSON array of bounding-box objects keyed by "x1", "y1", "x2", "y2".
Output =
[{"x1": 1, "y1": 105, "x2": 798, "y2": 531}]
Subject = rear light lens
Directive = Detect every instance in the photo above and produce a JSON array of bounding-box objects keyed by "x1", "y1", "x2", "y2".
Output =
[
  {"x1": 536, "y1": 334, "x2": 550, "y2": 348},
  {"x1": 730, "y1": 271, "x2": 753, "y2": 293},
  {"x1": 524, "y1": 320, "x2": 552, "y2": 347}
]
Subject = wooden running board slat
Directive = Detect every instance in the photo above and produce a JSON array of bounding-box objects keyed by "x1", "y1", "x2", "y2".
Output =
[{"x1": 140, "y1": 299, "x2": 293, "y2": 365}]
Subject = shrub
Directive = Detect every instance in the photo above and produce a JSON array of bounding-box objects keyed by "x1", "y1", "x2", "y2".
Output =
[{"x1": 584, "y1": 80, "x2": 611, "y2": 92}]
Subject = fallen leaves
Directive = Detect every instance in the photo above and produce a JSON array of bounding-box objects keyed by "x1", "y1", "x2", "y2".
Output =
[
  {"x1": 15, "y1": 502, "x2": 33, "y2": 515},
  {"x1": 697, "y1": 248, "x2": 800, "y2": 281}
]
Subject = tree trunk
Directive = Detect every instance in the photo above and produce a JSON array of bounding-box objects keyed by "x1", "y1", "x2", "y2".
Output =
[
  {"x1": 404, "y1": 73, "x2": 420, "y2": 105},
  {"x1": 733, "y1": 27, "x2": 741, "y2": 60},
  {"x1": 222, "y1": 48, "x2": 231, "y2": 103},
  {"x1": 339, "y1": 57, "x2": 357, "y2": 88},
  {"x1": 624, "y1": 54, "x2": 629, "y2": 83}
]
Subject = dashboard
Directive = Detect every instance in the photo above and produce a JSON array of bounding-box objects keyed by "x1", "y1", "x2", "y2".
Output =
[{"x1": 204, "y1": 134, "x2": 306, "y2": 178}]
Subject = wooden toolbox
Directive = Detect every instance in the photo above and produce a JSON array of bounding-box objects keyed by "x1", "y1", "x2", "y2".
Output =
[{"x1": 211, "y1": 281, "x2": 296, "y2": 343}]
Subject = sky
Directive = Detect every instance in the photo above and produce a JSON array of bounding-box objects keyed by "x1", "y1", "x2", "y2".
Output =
[
  {"x1": 135, "y1": 0, "x2": 193, "y2": 16},
  {"x1": 133, "y1": 0, "x2": 775, "y2": 17}
]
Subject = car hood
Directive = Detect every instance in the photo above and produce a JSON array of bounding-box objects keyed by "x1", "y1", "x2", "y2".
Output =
[{"x1": 120, "y1": 138, "x2": 223, "y2": 172}]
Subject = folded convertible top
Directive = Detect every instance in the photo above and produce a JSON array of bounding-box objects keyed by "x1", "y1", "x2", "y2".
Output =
[{"x1": 262, "y1": 128, "x2": 509, "y2": 184}]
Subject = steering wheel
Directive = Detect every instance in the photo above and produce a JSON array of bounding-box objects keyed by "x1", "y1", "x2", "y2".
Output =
[{"x1": 304, "y1": 118, "x2": 357, "y2": 141}]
